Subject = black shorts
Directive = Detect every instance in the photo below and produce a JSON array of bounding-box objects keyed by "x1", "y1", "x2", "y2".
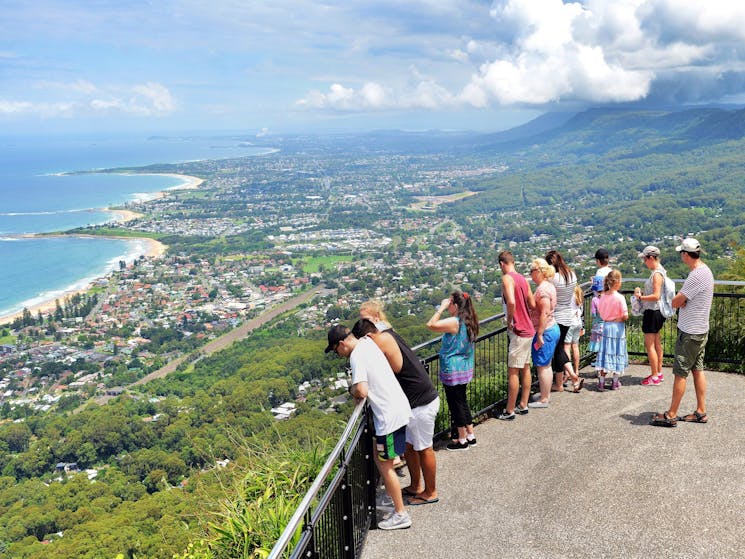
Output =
[{"x1": 642, "y1": 309, "x2": 665, "y2": 334}]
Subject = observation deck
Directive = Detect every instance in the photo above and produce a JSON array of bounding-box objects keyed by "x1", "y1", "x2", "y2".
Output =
[
  {"x1": 362, "y1": 363, "x2": 744, "y2": 558},
  {"x1": 270, "y1": 282, "x2": 744, "y2": 559}
]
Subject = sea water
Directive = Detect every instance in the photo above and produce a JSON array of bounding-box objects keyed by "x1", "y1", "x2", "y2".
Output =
[{"x1": 0, "y1": 133, "x2": 267, "y2": 318}]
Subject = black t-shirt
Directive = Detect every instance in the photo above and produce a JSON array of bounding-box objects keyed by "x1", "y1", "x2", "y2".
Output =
[{"x1": 386, "y1": 329, "x2": 439, "y2": 409}]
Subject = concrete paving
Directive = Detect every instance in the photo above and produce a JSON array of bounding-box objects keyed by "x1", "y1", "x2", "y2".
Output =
[{"x1": 362, "y1": 364, "x2": 745, "y2": 559}]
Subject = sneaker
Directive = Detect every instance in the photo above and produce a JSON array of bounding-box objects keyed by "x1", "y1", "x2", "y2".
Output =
[
  {"x1": 497, "y1": 411, "x2": 515, "y2": 421},
  {"x1": 377, "y1": 493, "x2": 394, "y2": 507},
  {"x1": 658, "y1": 373, "x2": 664, "y2": 382},
  {"x1": 467, "y1": 437, "x2": 477, "y2": 447},
  {"x1": 641, "y1": 375, "x2": 661, "y2": 386},
  {"x1": 611, "y1": 379, "x2": 621, "y2": 390},
  {"x1": 378, "y1": 511, "x2": 412, "y2": 530},
  {"x1": 446, "y1": 440, "x2": 469, "y2": 451},
  {"x1": 515, "y1": 405, "x2": 529, "y2": 415},
  {"x1": 528, "y1": 400, "x2": 549, "y2": 408}
]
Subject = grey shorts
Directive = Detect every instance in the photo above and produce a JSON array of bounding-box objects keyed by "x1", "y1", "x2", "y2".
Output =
[
  {"x1": 565, "y1": 324, "x2": 582, "y2": 344},
  {"x1": 673, "y1": 330, "x2": 708, "y2": 378}
]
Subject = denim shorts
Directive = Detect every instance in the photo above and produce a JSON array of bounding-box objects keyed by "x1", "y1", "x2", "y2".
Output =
[
  {"x1": 532, "y1": 324, "x2": 560, "y2": 367},
  {"x1": 565, "y1": 324, "x2": 582, "y2": 344}
]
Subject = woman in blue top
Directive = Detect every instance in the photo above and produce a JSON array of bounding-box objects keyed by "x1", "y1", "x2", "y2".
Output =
[{"x1": 427, "y1": 290, "x2": 479, "y2": 451}]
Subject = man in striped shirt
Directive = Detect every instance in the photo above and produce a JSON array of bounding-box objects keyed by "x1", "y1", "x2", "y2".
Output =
[{"x1": 651, "y1": 238, "x2": 714, "y2": 427}]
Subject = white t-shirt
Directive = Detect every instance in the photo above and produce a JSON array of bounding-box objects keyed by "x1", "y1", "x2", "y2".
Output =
[
  {"x1": 596, "y1": 266, "x2": 612, "y2": 278},
  {"x1": 350, "y1": 336, "x2": 411, "y2": 436},
  {"x1": 552, "y1": 271, "x2": 578, "y2": 326}
]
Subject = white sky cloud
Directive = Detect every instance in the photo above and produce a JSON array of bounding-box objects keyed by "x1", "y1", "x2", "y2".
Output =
[
  {"x1": 0, "y1": 82, "x2": 176, "y2": 118},
  {"x1": 295, "y1": 1, "x2": 745, "y2": 113},
  {"x1": 2, "y1": 1, "x2": 745, "y2": 131}
]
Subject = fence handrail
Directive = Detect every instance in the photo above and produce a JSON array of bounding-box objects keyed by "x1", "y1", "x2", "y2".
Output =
[
  {"x1": 267, "y1": 398, "x2": 367, "y2": 559},
  {"x1": 411, "y1": 311, "x2": 506, "y2": 353}
]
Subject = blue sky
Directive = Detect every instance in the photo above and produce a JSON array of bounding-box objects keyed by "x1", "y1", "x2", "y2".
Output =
[{"x1": 2, "y1": 0, "x2": 745, "y2": 136}]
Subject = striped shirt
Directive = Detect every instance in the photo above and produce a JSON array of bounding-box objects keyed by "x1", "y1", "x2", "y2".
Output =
[
  {"x1": 677, "y1": 263, "x2": 714, "y2": 335},
  {"x1": 552, "y1": 271, "x2": 578, "y2": 326}
]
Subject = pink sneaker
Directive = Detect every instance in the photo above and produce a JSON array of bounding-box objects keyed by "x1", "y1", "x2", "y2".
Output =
[
  {"x1": 641, "y1": 375, "x2": 661, "y2": 386},
  {"x1": 658, "y1": 373, "x2": 664, "y2": 382}
]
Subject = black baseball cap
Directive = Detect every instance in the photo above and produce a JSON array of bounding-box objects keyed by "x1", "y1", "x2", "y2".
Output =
[
  {"x1": 594, "y1": 248, "x2": 609, "y2": 260},
  {"x1": 325, "y1": 324, "x2": 350, "y2": 353}
]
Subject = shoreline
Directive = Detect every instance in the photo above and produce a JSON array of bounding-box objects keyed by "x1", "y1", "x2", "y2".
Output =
[
  {"x1": 0, "y1": 236, "x2": 167, "y2": 326},
  {"x1": 0, "y1": 172, "x2": 199, "y2": 326}
]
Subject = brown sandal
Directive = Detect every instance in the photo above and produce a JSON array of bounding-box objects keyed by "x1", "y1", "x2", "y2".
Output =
[
  {"x1": 680, "y1": 411, "x2": 708, "y2": 423},
  {"x1": 650, "y1": 411, "x2": 677, "y2": 427},
  {"x1": 572, "y1": 379, "x2": 584, "y2": 393}
]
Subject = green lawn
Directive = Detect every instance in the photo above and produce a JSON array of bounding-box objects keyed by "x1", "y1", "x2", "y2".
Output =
[
  {"x1": 297, "y1": 255, "x2": 353, "y2": 273},
  {"x1": 0, "y1": 333, "x2": 16, "y2": 345}
]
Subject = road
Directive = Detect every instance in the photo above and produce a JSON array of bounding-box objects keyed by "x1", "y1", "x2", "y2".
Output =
[{"x1": 85, "y1": 285, "x2": 326, "y2": 407}]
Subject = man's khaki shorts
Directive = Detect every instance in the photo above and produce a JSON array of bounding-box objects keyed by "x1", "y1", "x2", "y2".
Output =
[
  {"x1": 673, "y1": 329, "x2": 708, "y2": 378},
  {"x1": 508, "y1": 330, "x2": 533, "y2": 369}
]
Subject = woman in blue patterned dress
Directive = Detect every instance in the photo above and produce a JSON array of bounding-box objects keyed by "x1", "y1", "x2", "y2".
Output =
[{"x1": 427, "y1": 290, "x2": 479, "y2": 451}]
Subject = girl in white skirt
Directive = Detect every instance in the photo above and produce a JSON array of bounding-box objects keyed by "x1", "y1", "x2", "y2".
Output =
[{"x1": 596, "y1": 270, "x2": 629, "y2": 391}]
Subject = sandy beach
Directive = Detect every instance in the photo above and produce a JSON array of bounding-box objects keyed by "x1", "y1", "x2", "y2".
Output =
[
  {"x1": 159, "y1": 173, "x2": 204, "y2": 191},
  {"x1": 0, "y1": 173, "x2": 200, "y2": 327},
  {"x1": 0, "y1": 236, "x2": 166, "y2": 326}
]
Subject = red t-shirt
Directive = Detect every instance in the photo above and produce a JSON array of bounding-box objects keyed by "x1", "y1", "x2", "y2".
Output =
[{"x1": 507, "y1": 271, "x2": 536, "y2": 337}]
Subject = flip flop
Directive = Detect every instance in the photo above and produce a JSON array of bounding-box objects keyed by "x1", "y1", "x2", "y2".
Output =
[
  {"x1": 406, "y1": 496, "x2": 440, "y2": 506},
  {"x1": 401, "y1": 487, "x2": 419, "y2": 497}
]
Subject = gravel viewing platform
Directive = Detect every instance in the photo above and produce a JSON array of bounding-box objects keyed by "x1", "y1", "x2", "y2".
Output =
[{"x1": 363, "y1": 364, "x2": 744, "y2": 559}]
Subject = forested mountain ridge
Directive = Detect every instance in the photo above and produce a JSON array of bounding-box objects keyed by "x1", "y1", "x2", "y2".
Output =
[
  {"x1": 454, "y1": 106, "x2": 745, "y2": 160},
  {"x1": 445, "y1": 107, "x2": 745, "y2": 269}
]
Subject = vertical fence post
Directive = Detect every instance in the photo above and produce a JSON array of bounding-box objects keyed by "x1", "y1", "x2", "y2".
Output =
[
  {"x1": 363, "y1": 405, "x2": 378, "y2": 531},
  {"x1": 339, "y1": 463, "x2": 354, "y2": 559}
]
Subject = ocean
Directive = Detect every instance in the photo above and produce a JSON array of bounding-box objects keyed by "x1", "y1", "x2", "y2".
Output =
[{"x1": 0, "y1": 133, "x2": 268, "y2": 319}]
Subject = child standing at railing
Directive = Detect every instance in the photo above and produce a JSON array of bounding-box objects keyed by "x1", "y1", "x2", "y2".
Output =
[
  {"x1": 564, "y1": 285, "x2": 585, "y2": 391},
  {"x1": 595, "y1": 271, "x2": 629, "y2": 391},
  {"x1": 588, "y1": 276, "x2": 604, "y2": 375}
]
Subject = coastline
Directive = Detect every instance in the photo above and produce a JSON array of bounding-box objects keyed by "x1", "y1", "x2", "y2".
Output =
[
  {"x1": 0, "y1": 236, "x2": 166, "y2": 326},
  {"x1": 0, "y1": 172, "x2": 201, "y2": 326}
]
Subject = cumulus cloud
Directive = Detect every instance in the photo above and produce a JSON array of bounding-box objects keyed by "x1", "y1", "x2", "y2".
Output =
[
  {"x1": 0, "y1": 82, "x2": 176, "y2": 118},
  {"x1": 297, "y1": 80, "x2": 457, "y2": 112},
  {"x1": 297, "y1": 0, "x2": 745, "y2": 113}
]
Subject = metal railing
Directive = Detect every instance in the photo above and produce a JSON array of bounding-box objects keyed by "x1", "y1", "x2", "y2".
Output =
[
  {"x1": 267, "y1": 400, "x2": 377, "y2": 559},
  {"x1": 268, "y1": 282, "x2": 744, "y2": 558},
  {"x1": 599, "y1": 279, "x2": 745, "y2": 370}
]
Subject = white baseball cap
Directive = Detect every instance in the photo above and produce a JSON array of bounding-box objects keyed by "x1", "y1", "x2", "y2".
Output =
[{"x1": 675, "y1": 238, "x2": 701, "y2": 253}]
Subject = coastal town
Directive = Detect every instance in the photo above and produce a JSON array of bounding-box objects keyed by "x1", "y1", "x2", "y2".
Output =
[{"x1": 0, "y1": 137, "x2": 731, "y2": 421}]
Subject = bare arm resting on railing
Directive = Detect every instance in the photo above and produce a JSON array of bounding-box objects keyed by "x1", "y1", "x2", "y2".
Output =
[{"x1": 349, "y1": 380, "x2": 368, "y2": 401}]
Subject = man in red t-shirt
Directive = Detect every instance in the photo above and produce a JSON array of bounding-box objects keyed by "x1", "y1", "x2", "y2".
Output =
[{"x1": 497, "y1": 250, "x2": 536, "y2": 420}]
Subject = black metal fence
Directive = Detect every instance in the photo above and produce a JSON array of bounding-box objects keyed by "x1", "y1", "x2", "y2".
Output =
[
  {"x1": 602, "y1": 280, "x2": 745, "y2": 371},
  {"x1": 267, "y1": 400, "x2": 377, "y2": 559},
  {"x1": 268, "y1": 283, "x2": 744, "y2": 558}
]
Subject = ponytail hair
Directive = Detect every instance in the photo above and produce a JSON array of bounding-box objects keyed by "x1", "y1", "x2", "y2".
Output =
[
  {"x1": 451, "y1": 290, "x2": 479, "y2": 342},
  {"x1": 604, "y1": 270, "x2": 622, "y2": 292},
  {"x1": 573, "y1": 285, "x2": 583, "y2": 306}
]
